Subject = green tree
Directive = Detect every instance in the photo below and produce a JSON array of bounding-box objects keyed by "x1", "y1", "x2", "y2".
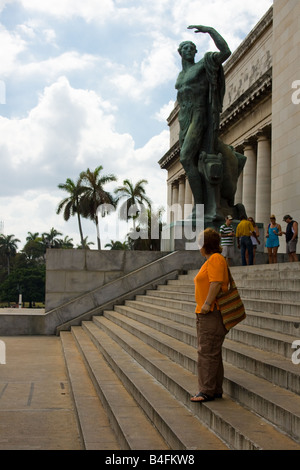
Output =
[
  {"x1": 42, "y1": 228, "x2": 63, "y2": 249},
  {"x1": 26, "y1": 232, "x2": 40, "y2": 242},
  {"x1": 105, "y1": 240, "x2": 129, "y2": 250},
  {"x1": 76, "y1": 236, "x2": 95, "y2": 249},
  {"x1": 0, "y1": 265, "x2": 45, "y2": 307},
  {"x1": 0, "y1": 234, "x2": 20, "y2": 275},
  {"x1": 22, "y1": 232, "x2": 45, "y2": 261},
  {"x1": 79, "y1": 166, "x2": 117, "y2": 250},
  {"x1": 56, "y1": 178, "x2": 85, "y2": 247},
  {"x1": 57, "y1": 235, "x2": 74, "y2": 249},
  {"x1": 115, "y1": 179, "x2": 151, "y2": 230}
]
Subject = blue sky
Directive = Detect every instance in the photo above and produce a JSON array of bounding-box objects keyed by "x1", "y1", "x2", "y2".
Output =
[{"x1": 0, "y1": 0, "x2": 273, "y2": 249}]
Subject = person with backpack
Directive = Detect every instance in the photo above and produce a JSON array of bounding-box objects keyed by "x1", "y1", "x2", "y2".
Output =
[{"x1": 282, "y1": 215, "x2": 298, "y2": 262}]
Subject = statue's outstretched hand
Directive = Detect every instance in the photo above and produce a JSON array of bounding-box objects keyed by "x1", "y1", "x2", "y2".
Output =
[{"x1": 188, "y1": 25, "x2": 211, "y2": 34}]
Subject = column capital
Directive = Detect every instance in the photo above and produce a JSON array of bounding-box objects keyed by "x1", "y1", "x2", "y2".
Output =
[
  {"x1": 256, "y1": 129, "x2": 269, "y2": 141},
  {"x1": 242, "y1": 138, "x2": 255, "y2": 149}
]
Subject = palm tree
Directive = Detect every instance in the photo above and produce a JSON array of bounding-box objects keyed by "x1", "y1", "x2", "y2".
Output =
[
  {"x1": 114, "y1": 179, "x2": 151, "y2": 230},
  {"x1": 105, "y1": 240, "x2": 129, "y2": 250},
  {"x1": 0, "y1": 234, "x2": 20, "y2": 275},
  {"x1": 42, "y1": 228, "x2": 63, "y2": 249},
  {"x1": 79, "y1": 166, "x2": 117, "y2": 250},
  {"x1": 56, "y1": 178, "x2": 85, "y2": 247},
  {"x1": 57, "y1": 236, "x2": 74, "y2": 249},
  {"x1": 26, "y1": 232, "x2": 40, "y2": 241},
  {"x1": 76, "y1": 236, "x2": 94, "y2": 249},
  {"x1": 23, "y1": 232, "x2": 44, "y2": 261}
]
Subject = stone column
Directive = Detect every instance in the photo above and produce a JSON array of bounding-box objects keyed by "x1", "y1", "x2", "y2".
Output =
[
  {"x1": 178, "y1": 175, "x2": 185, "y2": 221},
  {"x1": 235, "y1": 173, "x2": 243, "y2": 205},
  {"x1": 184, "y1": 176, "x2": 193, "y2": 219},
  {"x1": 242, "y1": 140, "x2": 257, "y2": 218},
  {"x1": 255, "y1": 130, "x2": 271, "y2": 227},
  {"x1": 171, "y1": 180, "x2": 179, "y2": 223}
]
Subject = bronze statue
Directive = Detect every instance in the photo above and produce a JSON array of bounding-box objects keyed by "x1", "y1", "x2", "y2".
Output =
[{"x1": 176, "y1": 25, "x2": 246, "y2": 223}]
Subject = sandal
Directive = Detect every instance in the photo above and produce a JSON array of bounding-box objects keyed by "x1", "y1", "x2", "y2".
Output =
[
  {"x1": 190, "y1": 392, "x2": 214, "y2": 403},
  {"x1": 214, "y1": 393, "x2": 223, "y2": 399}
]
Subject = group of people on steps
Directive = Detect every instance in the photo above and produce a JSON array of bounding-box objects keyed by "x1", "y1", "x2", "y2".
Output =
[{"x1": 219, "y1": 214, "x2": 298, "y2": 265}]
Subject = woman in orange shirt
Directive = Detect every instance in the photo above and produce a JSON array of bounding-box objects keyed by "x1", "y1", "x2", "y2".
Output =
[{"x1": 191, "y1": 228, "x2": 229, "y2": 403}]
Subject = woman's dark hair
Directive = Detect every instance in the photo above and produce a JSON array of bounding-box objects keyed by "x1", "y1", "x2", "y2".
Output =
[{"x1": 199, "y1": 228, "x2": 222, "y2": 254}]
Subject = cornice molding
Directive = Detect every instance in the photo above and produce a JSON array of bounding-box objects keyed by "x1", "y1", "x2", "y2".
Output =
[
  {"x1": 158, "y1": 142, "x2": 180, "y2": 169},
  {"x1": 220, "y1": 69, "x2": 272, "y2": 132},
  {"x1": 223, "y1": 6, "x2": 273, "y2": 75}
]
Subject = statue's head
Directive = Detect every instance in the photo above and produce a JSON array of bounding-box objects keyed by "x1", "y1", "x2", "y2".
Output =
[{"x1": 178, "y1": 41, "x2": 197, "y2": 57}]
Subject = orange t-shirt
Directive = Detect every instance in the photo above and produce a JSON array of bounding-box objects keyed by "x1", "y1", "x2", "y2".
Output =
[{"x1": 194, "y1": 253, "x2": 229, "y2": 313}]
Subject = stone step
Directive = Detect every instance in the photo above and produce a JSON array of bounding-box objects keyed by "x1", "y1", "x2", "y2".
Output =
[
  {"x1": 60, "y1": 262, "x2": 300, "y2": 450},
  {"x1": 223, "y1": 338, "x2": 300, "y2": 395},
  {"x1": 242, "y1": 297, "x2": 300, "y2": 317},
  {"x1": 60, "y1": 331, "x2": 120, "y2": 450},
  {"x1": 146, "y1": 288, "x2": 195, "y2": 302},
  {"x1": 236, "y1": 278, "x2": 300, "y2": 291},
  {"x1": 103, "y1": 307, "x2": 300, "y2": 395},
  {"x1": 133, "y1": 293, "x2": 195, "y2": 314},
  {"x1": 156, "y1": 282, "x2": 300, "y2": 304},
  {"x1": 114, "y1": 303, "x2": 196, "y2": 346},
  {"x1": 166, "y1": 278, "x2": 300, "y2": 304},
  {"x1": 158, "y1": 283, "x2": 195, "y2": 294},
  {"x1": 186, "y1": 264, "x2": 300, "y2": 281},
  {"x1": 69, "y1": 326, "x2": 170, "y2": 450},
  {"x1": 243, "y1": 309, "x2": 300, "y2": 336},
  {"x1": 135, "y1": 286, "x2": 300, "y2": 319},
  {"x1": 231, "y1": 263, "x2": 300, "y2": 277},
  {"x1": 229, "y1": 323, "x2": 298, "y2": 359},
  {"x1": 79, "y1": 321, "x2": 228, "y2": 450},
  {"x1": 169, "y1": 273, "x2": 300, "y2": 293},
  {"x1": 238, "y1": 287, "x2": 300, "y2": 302},
  {"x1": 120, "y1": 298, "x2": 298, "y2": 357},
  {"x1": 89, "y1": 312, "x2": 300, "y2": 449}
]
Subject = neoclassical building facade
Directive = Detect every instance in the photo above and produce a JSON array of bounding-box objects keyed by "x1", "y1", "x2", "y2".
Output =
[{"x1": 159, "y1": 0, "x2": 300, "y2": 254}]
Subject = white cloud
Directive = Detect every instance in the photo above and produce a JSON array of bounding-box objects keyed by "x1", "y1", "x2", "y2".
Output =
[
  {"x1": 16, "y1": 51, "x2": 98, "y2": 81},
  {"x1": 0, "y1": 76, "x2": 168, "y2": 246},
  {"x1": 111, "y1": 34, "x2": 178, "y2": 101},
  {"x1": 18, "y1": 0, "x2": 115, "y2": 23},
  {"x1": 0, "y1": 26, "x2": 26, "y2": 76},
  {"x1": 0, "y1": 76, "x2": 128, "y2": 185},
  {"x1": 155, "y1": 100, "x2": 175, "y2": 122}
]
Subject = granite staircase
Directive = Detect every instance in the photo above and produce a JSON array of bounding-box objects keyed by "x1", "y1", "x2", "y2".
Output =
[{"x1": 60, "y1": 262, "x2": 300, "y2": 450}]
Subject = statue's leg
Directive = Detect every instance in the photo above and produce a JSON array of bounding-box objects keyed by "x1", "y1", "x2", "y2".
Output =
[{"x1": 180, "y1": 122, "x2": 205, "y2": 207}]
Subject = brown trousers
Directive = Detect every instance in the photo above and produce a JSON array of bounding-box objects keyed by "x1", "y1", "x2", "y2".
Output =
[{"x1": 196, "y1": 308, "x2": 227, "y2": 396}]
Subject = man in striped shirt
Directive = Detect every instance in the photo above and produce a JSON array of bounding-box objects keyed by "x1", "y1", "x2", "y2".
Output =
[{"x1": 219, "y1": 215, "x2": 235, "y2": 265}]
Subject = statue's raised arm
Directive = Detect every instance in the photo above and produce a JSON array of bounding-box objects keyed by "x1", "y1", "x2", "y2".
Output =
[{"x1": 187, "y1": 25, "x2": 231, "y2": 64}]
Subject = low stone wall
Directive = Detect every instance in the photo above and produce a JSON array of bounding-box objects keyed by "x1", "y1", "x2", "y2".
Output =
[{"x1": 45, "y1": 249, "x2": 171, "y2": 312}]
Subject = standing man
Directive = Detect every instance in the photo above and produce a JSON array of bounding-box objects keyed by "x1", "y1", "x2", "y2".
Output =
[
  {"x1": 282, "y1": 215, "x2": 298, "y2": 262},
  {"x1": 220, "y1": 215, "x2": 235, "y2": 265},
  {"x1": 236, "y1": 215, "x2": 255, "y2": 266}
]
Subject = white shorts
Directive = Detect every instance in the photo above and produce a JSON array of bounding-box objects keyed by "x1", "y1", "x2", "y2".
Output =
[{"x1": 221, "y1": 245, "x2": 234, "y2": 259}]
